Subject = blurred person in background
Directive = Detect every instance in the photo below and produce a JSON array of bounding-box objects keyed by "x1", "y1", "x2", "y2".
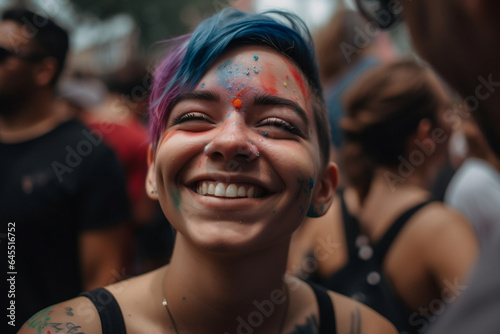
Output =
[
  {"x1": 91, "y1": 62, "x2": 174, "y2": 274},
  {"x1": 445, "y1": 110, "x2": 500, "y2": 246},
  {"x1": 0, "y1": 8, "x2": 130, "y2": 330},
  {"x1": 314, "y1": 7, "x2": 397, "y2": 184},
  {"x1": 19, "y1": 8, "x2": 397, "y2": 334},
  {"x1": 288, "y1": 60, "x2": 478, "y2": 333},
  {"x1": 353, "y1": 1, "x2": 500, "y2": 333}
]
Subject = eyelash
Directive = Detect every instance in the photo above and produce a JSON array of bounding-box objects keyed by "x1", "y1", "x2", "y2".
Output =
[
  {"x1": 171, "y1": 112, "x2": 210, "y2": 125},
  {"x1": 259, "y1": 118, "x2": 302, "y2": 136},
  {"x1": 171, "y1": 113, "x2": 302, "y2": 136}
]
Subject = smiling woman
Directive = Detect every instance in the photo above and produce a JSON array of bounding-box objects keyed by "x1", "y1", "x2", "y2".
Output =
[{"x1": 19, "y1": 8, "x2": 397, "y2": 334}]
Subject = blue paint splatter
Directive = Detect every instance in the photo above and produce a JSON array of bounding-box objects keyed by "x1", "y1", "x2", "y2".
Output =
[
  {"x1": 227, "y1": 112, "x2": 231, "y2": 118},
  {"x1": 307, "y1": 205, "x2": 321, "y2": 218},
  {"x1": 253, "y1": 55, "x2": 259, "y2": 61},
  {"x1": 293, "y1": 109, "x2": 298, "y2": 114},
  {"x1": 309, "y1": 178, "x2": 315, "y2": 189},
  {"x1": 253, "y1": 69, "x2": 259, "y2": 74},
  {"x1": 201, "y1": 83, "x2": 205, "y2": 88},
  {"x1": 169, "y1": 187, "x2": 182, "y2": 210},
  {"x1": 263, "y1": 132, "x2": 268, "y2": 137}
]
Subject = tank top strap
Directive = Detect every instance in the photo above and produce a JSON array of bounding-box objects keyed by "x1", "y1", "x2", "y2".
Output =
[
  {"x1": 338, "y1": 188, "x2": 362, "y2": 260},
  {"x1": 374, "y1": 200, "x2": 433, "y2": 260},
  {"x1": 80, "y1": 288, "x2": 126, "y2": 334},
  {"x1": 308, "y1": 281, "x2": 338, "y2": 334}
]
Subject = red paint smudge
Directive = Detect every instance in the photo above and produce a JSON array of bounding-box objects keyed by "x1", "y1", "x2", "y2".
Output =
[
  {"x1": 160, "y1": 130, "x2": 176, "y2": 146},
  {"x1": 287, "y1": 63, "x2": 309, "y2": 99},
  {"x1": 259, "y1": 64, "x2": 278, "y2": 95},
  {"x1": 47, "y1": 331, "x2": 51, "y2": 334},
  {"x1": 231, "y1": 97, "x2": 242, "y2": 109}
]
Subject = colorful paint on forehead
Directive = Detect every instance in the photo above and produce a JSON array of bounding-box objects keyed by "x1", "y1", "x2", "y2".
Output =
[
  {"x1": 216, "y1": 60, "x2": 235, "y2": 89},
  {"x1": 286, "y1": 62, "x2": 309, "y2": 99},
  {"x1": 231, "y1": 97, "x2": 242, "y2": 109},
  {"x1": 258, "y1": 63, "x2": 278, "y2": 95}
]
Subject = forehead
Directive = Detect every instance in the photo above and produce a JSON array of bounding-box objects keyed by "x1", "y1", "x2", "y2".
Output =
[
  {"x1": 200, "y1": 45, "x2": 312, "y2": 104},
  {"x1": 0, "y1": 20, "x2": 38, "y2": 51}
]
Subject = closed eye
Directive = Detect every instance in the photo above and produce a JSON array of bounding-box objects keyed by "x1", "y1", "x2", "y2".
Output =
[
  {"x1": 257, "y1": 117, "x2": 303, "y2": 136},
  {"x1": 171, "y1": 112, "x2": 211, "y2": 126}
]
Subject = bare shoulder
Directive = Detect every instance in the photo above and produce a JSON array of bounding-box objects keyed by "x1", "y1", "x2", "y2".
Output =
[
  {"x1": 414, "y1": 201, "x2": 472, "y2": 231},
  {"x1": 17, "y1": 296, "x2": 102, "y2": 334},
  {"x1": 329, "y1": 291, "x2": 397, "y2": 334}
]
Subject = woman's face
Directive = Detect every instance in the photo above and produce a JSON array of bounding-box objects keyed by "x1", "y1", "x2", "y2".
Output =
[{"x1": 148, "y1": 46, "x2": 336, "y2": 253}]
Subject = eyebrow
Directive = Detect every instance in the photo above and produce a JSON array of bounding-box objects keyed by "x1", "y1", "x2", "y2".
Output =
[
  {"x1": 172, "y1": 90, "x2": 221, "y2": 106},
  {"x1": 253, "y1": 93, "x2": 310, "y2": 127}
]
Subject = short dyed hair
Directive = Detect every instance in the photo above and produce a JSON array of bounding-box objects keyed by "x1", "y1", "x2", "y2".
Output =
[
  {"x1": 149, "y1": 8, "x2": 331, "y2": 166},
  {"x1": 1, "y1": 8, "x2": 69, "y2": 85}
]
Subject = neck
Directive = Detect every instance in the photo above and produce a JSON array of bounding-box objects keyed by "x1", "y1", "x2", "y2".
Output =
[
  {"x1": 162, "y1": 235, "x2": 290, "y2": 334},
  {"x1": 0, "y1": 89, "x2": 68, "y2": 143}
]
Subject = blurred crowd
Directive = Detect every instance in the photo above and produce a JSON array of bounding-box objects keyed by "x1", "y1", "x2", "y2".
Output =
[{"x1": 1, "y1": 2, "x2": 499, "y2": 333}]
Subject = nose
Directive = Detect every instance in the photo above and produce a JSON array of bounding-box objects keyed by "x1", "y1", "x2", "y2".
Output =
[{"x1": 204, "y1": 117, "x2": 259, "y2": 162}]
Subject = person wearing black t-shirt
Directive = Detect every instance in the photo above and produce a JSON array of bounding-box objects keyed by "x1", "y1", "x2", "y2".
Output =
[{"x1": 0, "y1": 9, "x2": 130, "y2": 331}]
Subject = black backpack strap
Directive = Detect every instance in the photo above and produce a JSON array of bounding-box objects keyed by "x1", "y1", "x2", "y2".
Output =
[
  {"x1": 339, "y1": 189, "x2": 362, "y2": 260},
  {"x1": 308, "y1": 281, "x2": 337, "y2": 334},
  {"x1": 375, "y1": 200, "x2": 433, "y2": 260},
  {"x1": 80, "y1": 288, "x2": 127, "y2": 334}
]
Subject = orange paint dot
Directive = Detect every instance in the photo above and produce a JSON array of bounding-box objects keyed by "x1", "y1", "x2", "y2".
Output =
[{"x1": 231, "y1": 98, "x2": 242, "y2": 109}]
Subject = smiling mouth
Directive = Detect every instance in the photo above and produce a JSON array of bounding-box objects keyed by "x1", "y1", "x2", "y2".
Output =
[{"x1": 195, "y1": 181, "x2": 265, "y2": 198}]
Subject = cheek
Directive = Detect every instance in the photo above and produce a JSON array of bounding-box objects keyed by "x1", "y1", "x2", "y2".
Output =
[{"x1": 155, "y1": 131, "x2": 206, "y2": 180}]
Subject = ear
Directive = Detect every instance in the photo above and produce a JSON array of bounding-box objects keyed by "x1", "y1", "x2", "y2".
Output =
[
  {"x1": 307, "y1": 162, "x2": 338, "y2": 218},
  {"x1": 34, "y1": 57, "x2": 58, "y2": 86},
  {"x1": 145, "y1": 145, "x2": 158, "y2": 200}
]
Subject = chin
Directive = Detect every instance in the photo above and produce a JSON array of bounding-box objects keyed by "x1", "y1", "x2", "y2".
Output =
[{"x1": 185, "y1": 220, "x2": 278, "y2": 255}]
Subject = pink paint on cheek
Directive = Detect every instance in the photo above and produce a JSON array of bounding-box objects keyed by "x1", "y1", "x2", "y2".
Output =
[{"x1": 159, "y1": 130, "x2": 176, "y2": 146}]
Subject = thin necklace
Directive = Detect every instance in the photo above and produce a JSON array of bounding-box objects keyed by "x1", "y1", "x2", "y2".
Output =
[{"x1": 162, "y1": 283, "x2": 290, "y2": 334}]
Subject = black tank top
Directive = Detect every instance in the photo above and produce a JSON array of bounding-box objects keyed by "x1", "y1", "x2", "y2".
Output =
[
  {"x1": 80, "y1": 281, "x2": 337, "y2": 334},
  {"x1": 311, "y1": 189, "x2": 431, "y2": 333}
]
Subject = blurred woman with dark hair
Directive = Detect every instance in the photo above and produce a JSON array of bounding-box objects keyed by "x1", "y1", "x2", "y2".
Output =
[{"x1": 288, "y1": 60, "x2": 478, "y2": 334}]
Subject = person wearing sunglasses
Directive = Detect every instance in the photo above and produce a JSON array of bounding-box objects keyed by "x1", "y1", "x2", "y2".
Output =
[
  {"x1": 354, "y1": 1, "x2": 500, "y2": 333},
  {"x1": 0, "y1": 9, "x2": 131, "y2": 331}
]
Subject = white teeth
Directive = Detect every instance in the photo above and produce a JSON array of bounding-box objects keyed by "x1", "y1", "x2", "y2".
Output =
[
  {"x1": 226, "y1": 184, "x2": 237, "y2": 197},
  {"x1": 196, "y1": 181, "x2": 263, "y2": 198},
  {"x1": 247, "y1": 186, "x2": 254, "y2": 198},
  {"x1": 215, "y1": 183, "x2": 226, "y2": 197},
  {"x1": 208, "y1": 183, "x2": 215, "y2": 195}
]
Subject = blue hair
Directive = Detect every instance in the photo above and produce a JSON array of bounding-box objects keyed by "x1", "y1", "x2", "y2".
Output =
[{"x1": 150, "y1": 8, "x2": 330, "y2": 164}]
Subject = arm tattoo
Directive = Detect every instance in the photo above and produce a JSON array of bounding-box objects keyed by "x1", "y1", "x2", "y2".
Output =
[
  {"x1": 350, "y1": 306, "x2": 362, "y2": 334},
  {"x1": 25, "y1": 306, "x2": 53, "y2": 334},
  {"x1": 289, "y1": 315, "x2": 319, "y2": 333},
  {"x1": 24, "y1": 306, "x2": 85, "y2": 334}
]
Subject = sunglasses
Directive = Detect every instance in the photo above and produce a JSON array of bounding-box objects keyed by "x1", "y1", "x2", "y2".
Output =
[
  {"x1": 355, "y1": 0, "x2": 403, "y2": 29},
  {"x1": 0, "y1": 46, "x2": 48, "y2": 63}
]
